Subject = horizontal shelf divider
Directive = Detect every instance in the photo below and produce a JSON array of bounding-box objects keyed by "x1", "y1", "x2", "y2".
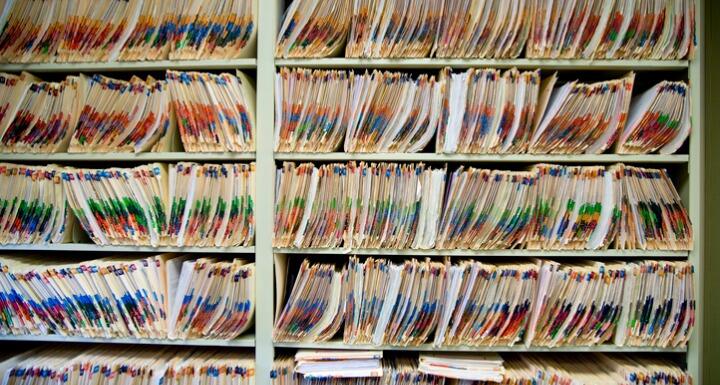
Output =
[
  {"x1": 274, "y1": 248, "x2": 689, "y2": 258},
  {"x1": 275, "y1": 58, "x2": 689, "y2": 70},
  {"x1": 273, "y1": 340, "x2": 686, "y2": 353},
  {"x1": 0, "y1": 244, "x2": 255, "y2": 253},
  {"x1": 274, "y1": 153, "x2": 688, "y2": 163},
  {"x1": 0, "y1": 152, "x2": 256, "y2": 162},
  {"x1": 0, "y1": 59, "x2": 257, "y2": 73},
  {"x1": 0, "y1": 334, "x2": 255, "y2": 347}
]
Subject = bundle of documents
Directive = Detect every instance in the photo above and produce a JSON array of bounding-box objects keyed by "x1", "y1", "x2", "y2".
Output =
[
  {"x1": 294, "y1": 350, "x2": 383, "y2": 379},
  {"x1": 0, "y1": 0, "x2": 256, "y2": 63},
  {"x1": 275, "y1": 68, "x2": 351, "y2": 152},
  {"x1": 275, "y1": 162, "x2": 690, "y2": 251},
  {"x1": 69, "y1": 74, "x2": 174, "y2": 153},
  {"x1": 61, "y1": 162, "x2": 254, "y2": 247},
  {"x1": 418, "y1": 353, "x2": 505, "y2": 382},
  {"x1": 273, "y1": 162, "x2": 445, "y2": 249},
  {"x1": 435, "y1": 167, "x2": 537, "y2": 250},
  {"x1": 0, "y1": 163, "x2": 74, "y2": 245},
  {"x1": 275, "y1": 69, "x2": 441, "y2": 153},
  {"x1": 272, "y1": 355, "x2": 444, "y2": 385},
  {"x1": 0, "y1": 254, "x2": 255, "y2": 340},
  {"x1": 527, "y1": 0, "x2": 696, "y2": 59},
  {"x1": 432, "y1": 0, "x2": 532, "y2": 58},
  {"x1": 437, "y1": 68, "x2": 541, "y2": 154},
  {"x1": 343, "y1": 257, "x2": 446, "y2": 346},
  {"x1": 500, "y1": 353, "x2": 691, "y2": 385},
  {"x1": 523, "y1": 164, "x2": 616, "y2": 250},
  {"x1": 345, "y1": 0, "x2": 442, "y2": 58},
  {"x1": 615, "y1": 260, "x2": 695, "y2": 348},
  {"x1": 275, "y1": 0, "x2": 351, "y2": 58},
  {"x1": 616, "y1": 81, "x2": 691, "y2": 154},
  {"x1": 611, "y1": 164, "x2": 693, "y2": 250},
  {"x1": 167, "y1": 162, "x2": 255, "y2": 247},
  {"x1": 433, "y1": 261, "x2": 539, "y2": 347},
  {"x1": 526, "y1": 260, "x2": 628, "y2": 347},
  {"x1": 274, "y1": 257, "x2": 695, "y2": 347},
  {"x1": 273, "y1": 259, "x2": 344, "y2": 342},
  {"x1": 0, "y1": 76, "x2": 82, "y2": 153},
  {"x1": 344, "y1": 71, "x2": 442, "y2": 152},
  {"x1": 1, "y1": 346, "x2": 255, "y2": 385},
  {"x1": 167, "y1": 70, "x2": 256, "y2": 152},
  {"x1": 62, "y1": 163, "x2": 170, "y2": 246},
  {"x1": 528, "y1": 72, "x2": 635, "y2": 154}
]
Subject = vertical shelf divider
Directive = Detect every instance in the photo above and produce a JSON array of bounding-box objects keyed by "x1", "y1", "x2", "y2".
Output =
[{"x1": 255, "y1": 2, "x2": 280, "y2": 385}]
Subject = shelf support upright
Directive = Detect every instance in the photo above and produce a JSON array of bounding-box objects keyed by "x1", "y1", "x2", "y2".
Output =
[{"x1": 254, "y1": 0, "x2": 279, "y2": 384}]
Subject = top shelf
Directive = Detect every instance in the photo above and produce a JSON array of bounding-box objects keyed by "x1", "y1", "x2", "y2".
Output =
[
  {"x1": 275, "y1": 58, "x2": 690, "y2": 70},
  {"x1": 0, "y1": 59, "x2": 257, "y2": 73}
]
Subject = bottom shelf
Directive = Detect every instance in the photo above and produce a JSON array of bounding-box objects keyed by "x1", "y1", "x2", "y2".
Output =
[
  {"x1": 0, "y1": 333, "x2": 256, "y2": 347},
  {"x1": 273, "y1": 340, "x2": 686, "y2": 353}
]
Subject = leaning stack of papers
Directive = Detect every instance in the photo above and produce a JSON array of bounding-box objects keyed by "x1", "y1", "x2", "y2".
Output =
[
  {"x1": 345, "y1": 0, "x2": 441, "y2": 58},
  {"x1": 418, "y1": 353, "x2": 505, "y2": 382},
  {"x1": 274, "y1": 68, "x2": 351, "y2": 152},
  {"x1": 343, "y1": 257, "x2": 446, "y2": 346},
  {"x1": 0, "y1": 163, "x2": 74, "y2": 245},
  {"x1": 615, "y1": 260, "x2": 695, "y2": 348},
  {"x1": 1, "y1": 346, "x2": 255, "y2": 385},
  {"x1": 527, "y1": 0, "x2": 695, "y2": 59},
  {"x1": 273, "y1": 260, "x2": 344, "y2": 342},
  {"x1": 294, "y1": 350, "x2": 383, "y2": 379},
  {"x1": 432, "y1": 0, "x2": 532, "y2": 59},
  {"x1": 275, "y1": 1, "x2": 351, "y2": 58},
  {"x1": 0, "y1": 76, "x2": 82, "y2": 153},
  {"x1": 167, "y1": 70, "x2": 256, "y2": 152},
  {"x1": 68, "y1": 74, "x2": 172, "y2": 153},
  {"x1": 438, "y1": 68, "x2": 541, "y2": 154},
  {"x1": 0, "y1": 254, "x2": 255, "y2": 340},
  {"x1": 529, "y1": 72, "x2": 636, "y2": 154},
  {"x1": 0, "y1": 0, "x2": 257, "y2": 63},
  {"x1": 617, "y1": 80, "x2": 691, "y2": 154}
]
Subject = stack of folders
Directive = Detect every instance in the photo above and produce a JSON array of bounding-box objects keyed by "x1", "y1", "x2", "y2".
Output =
[
  {"x1": 294, "y1": 350, "x2": 383, "y2": 379},
  {"x1": 273, "y1": 257, "x2": 695, "y2": 348},
  {"x1": 418, "y1": 354, "x2": 505, "y2": 382},
  {"x1": 167, "y1": 70, "x2": 256, "y2": 152},
  {"x1": 0, "y1": 0, "x2": 256, "y2": 63},
  {"x1": 273, "y1": 162, "x2": 445, "y2": 249},
  {"x1": 275, "y1": 0, "x2": 695, "y2": 59},
  {"x1": 0, "y1": 70, "x2": 256, "y2": 153},
  {"x1": 275, "y1": 69, "x2": 441, "y2": 153},
  {"x1": 0, "y1": 254, "x2": 255, "y2": 339},
  {"x1": 275, "y1": 68, "x2": 690, "y2": 155},
  {"x1": 272, "y1": 354, "x2": 690, "y2": 385},
  {"x1": 0, "y1": 346, "x2": 255, "y2": 385},
  {"x1": 61, "y1": 162, "x2": 254, "y2": 247},
  {"x1": 0, "y1": 163, "x2": 74, "y2": 245},
  {"x1": 274, "y1": 162, "x2": 692, "y2": 251},
  {"x1": 272, "y1": 355, "x2": 443, "y2": 385}
]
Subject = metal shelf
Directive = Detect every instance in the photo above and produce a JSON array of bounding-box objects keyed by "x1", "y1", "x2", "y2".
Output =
[
  {"x1": 0, "y1": 334, "x2": 255, "y2": 347},
  {"x1": 0, "y1": 59, "x2": 257, "y2": 73},
  {"x1": 273, "y1": 340, "x2": 687, "y2": 353},
  {"x1": 274, "y1": 152, "x2": 689, "y2": 164},
  {"x1": 275, "y1": 58, "x2": 689, "y2": 70},
  {"x1": 273, "y1": 248, "x2": 689, "y2": 258},
  {"x1": 0, "y1": 152, "x2": 256, "y2": 163},
  {"x1": 0, "y1": 244, "x2": 255, "y2": 253}
]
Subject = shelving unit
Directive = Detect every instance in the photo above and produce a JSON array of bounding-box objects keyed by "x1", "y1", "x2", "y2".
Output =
[{"x1": 0, "y1": 1, "x2": 705, "y2": 384}]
